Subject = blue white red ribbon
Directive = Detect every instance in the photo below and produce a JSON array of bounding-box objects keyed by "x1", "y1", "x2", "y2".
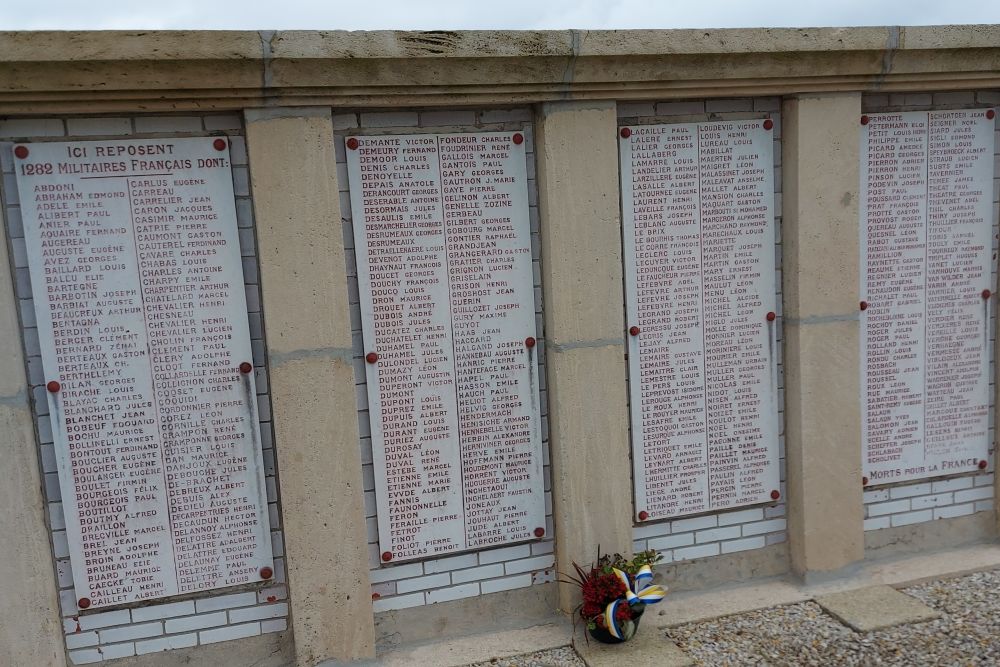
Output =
[{"x1": 601, "y1": 565, "x2": 667, "y2": 640}]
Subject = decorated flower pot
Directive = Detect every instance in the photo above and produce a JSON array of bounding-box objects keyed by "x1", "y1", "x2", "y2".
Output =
[
  {"x1": 587, "y1": 602, "x2": 645, "y2": 644},
  {"x1": 566, "y1": 551, "x2": 667, "y2": 646}
]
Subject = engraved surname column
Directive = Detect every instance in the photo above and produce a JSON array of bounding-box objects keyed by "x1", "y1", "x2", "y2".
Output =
[
  {"x1": 699, "y1": 119, "x2": 777, "y2": 510},
  {"x1": 16, "y1": 144, "x2": 177, "y2": 608},
  {"x1": 924, "y1": 109, "x2": 994, "y2": 472},
  {"x1": 623, "y1": 123, "x2": 707, "y2": 520},
  {"x1": 861, "y1": 112, "x2": 928, "y2": 484},
  {"x1": 350, "y1": 134, "x2": 465, "y2": 561},
  {"x1": 141, "y1": 144, "x2": 270, "y2": 593},
  {"x1": 70, "y1": 179, "x2": 168, "y2": 607},
  {"x1": 440, "y1": 132, "x2": 542, "y2": 548}
]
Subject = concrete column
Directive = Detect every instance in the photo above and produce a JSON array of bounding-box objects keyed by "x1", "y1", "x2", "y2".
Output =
[
  {"x1": 995, "y1": 208, "x2": 1000, "y2": 534},
  {"x1": 245, "y1": 108, "x2": 375, "y2": 665},
  {"x1": 534, "y1": 101, "x2": 633, "y2": 612},
  {"x1": 0, "y1": 207, "x2": 65, "y2": 664},
  {"x1": 781, "y1": 93, "x2": 866, "y2": 578}
]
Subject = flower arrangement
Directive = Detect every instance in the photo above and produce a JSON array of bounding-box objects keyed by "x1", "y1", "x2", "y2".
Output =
[{"x1": 561, "y1": 548, "x2": 666, "y2": 643}]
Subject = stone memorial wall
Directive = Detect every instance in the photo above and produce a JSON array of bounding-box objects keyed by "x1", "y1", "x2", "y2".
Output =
[
  {"x1": 0, "y1": 52, "x2": 997, "y2": 667},
  {"x1": 619, "y1": 99, "x2": 788, "y2": 561},
  {"x1": 860, "y1": 92, "x2": 999, "y2": 533},
  {"x1": 335, "y1": 109, "x2": 554, "y2": 612},
  {"x1": 1, "y1": 116, "x2": 288, "y2": 663}
]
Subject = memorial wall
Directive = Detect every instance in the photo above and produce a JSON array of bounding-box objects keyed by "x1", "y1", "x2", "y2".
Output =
[
  {"x1": 860, "y1": 92, "x2": 999, "y2": 533},
  {"x1": 1, "y1": 115, "x2": 290, "y2": 664},
  {"x1": 1, "y1": 31, "x2": 1000, "y2": 667}
]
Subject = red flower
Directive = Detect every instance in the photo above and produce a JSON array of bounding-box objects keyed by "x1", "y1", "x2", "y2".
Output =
[{"x1": 579, "y1": 569, "x2": 629, "y2": 622}]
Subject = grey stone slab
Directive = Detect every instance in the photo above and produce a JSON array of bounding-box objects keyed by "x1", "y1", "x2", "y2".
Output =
[
  {"x1": 575, "y1": 628, "x2": 693, "y2": 667},
  {"x1": 815, "y1": 584, "x2": 940, "y2": 632}
]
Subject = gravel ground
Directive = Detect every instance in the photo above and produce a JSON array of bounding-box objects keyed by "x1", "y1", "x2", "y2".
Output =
[
  {"x1": 466, "y1": 569, "x2": 1000, "y2": 666},
  {"x1": 668, "y1": 569, "x2": 1000, "y2": 666}
]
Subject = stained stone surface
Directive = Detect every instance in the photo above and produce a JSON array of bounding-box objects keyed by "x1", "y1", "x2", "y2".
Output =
[
  {"x1": 573, "y1": 629, "x2": 694, "y2": 667},
  {"x1": 814, "y1": 584, "x2": 940, "y2": 632}
]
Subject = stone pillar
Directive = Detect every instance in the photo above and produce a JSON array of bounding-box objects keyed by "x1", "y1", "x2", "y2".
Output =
[
  {"x1": 244, "y1": 108, "x2": 375, "y2": 665},
  {"x1": 781, "y1": 93, "x2": 866, "y2": 577},
  {"x1": 534, "y1": 101, "x2": 633, "y2": 612},
  {"x1": 0, "y1": 204, "x2": 65, "y2": 665}
]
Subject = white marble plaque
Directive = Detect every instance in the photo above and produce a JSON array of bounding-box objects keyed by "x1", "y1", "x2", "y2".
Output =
[
  {"x1": 861, "y1": 109, "x2": 995, "y2": 485},
  {"x1": 14, "y1": 138, "x2": 272, "y2": 608},
  {"x1": 620, "y1": 120, "x2": 780, "y2": 521},
  {"x1": 347, "y1": 131, "x2": 544, "y2": 563}
]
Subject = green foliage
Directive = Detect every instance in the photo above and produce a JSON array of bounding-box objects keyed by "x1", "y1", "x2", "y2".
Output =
[{"x1": 596, "y1": 549, "x2": 663, "y2": 575}]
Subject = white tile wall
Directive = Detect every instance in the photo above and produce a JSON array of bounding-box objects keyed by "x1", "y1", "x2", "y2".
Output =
[
  {"x1": 860, "y1": 91, "x2": 999, "y2": 532},
  {"x1": 619, "y1": 97, "x2": 789, "y2": 560},
  {"x1": 0, "y1": 113, "x2": 288, "y2": 664},
  {"x1": 336, "y1": 108, "x2": 556, "y2": 611}
]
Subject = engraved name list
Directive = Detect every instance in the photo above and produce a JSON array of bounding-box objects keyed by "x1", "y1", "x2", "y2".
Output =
[{"x1": 14, "y1": 138, "x2": 273, "y2": 609}]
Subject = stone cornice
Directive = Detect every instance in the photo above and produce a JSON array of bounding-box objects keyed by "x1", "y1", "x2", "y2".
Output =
[{"x1": 1, "y1": 26, "x2": 999, "y2": 113}]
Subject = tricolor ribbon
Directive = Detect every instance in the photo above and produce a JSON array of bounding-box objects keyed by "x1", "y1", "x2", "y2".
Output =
[{"x1": 601, "y1": 565, "x2": 668, "y2": 640}]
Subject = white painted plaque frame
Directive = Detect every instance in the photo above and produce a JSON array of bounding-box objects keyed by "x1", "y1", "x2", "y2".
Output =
[
  {"x1": 620, "y1": 120, "x2": 780, "y2": 522},
  {"x1": 347, "y1": 131, "x2": 545, "y2": 563},
  {"x1": 15, "y1": 138, "x2": 273, "y2": 609},
  {"x1": 860, "y1": 109, "x2": 996, "y2": 486}
]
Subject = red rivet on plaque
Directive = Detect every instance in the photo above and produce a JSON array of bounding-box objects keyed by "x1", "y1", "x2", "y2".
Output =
[
  {"x1": 213, "y1": 138, "x2": 227, "y2": 151},
  {"x1": 13, "y1": 145, "x2": 28, "y2": 159},
  {"x1": 863, "y1": 476, "x2": 869, "y2": 486},
  {"x1": 620, "y1": 127, "x2": 632, "y2": 138},
  {"x1": 239, "y1": 362, "x2": 253, "y2": 374},
  {"x1": 860, "y1": 301, "x2": 869, "y2": 311},
  {"x1": 525, "y1": 336, "x2": 536, "y2": 349},
  {"x1": 766, "y1": 311, "x2": 776, "y2": 321},
  {"x1": 534, "y1": 527, "x2": 545, "y2": 538},
  {"x1": 979, "y1": 460, "x2": 988, "y2": 470},
  {"x1": 987, "y1": 109, "x2": 996, "y2": 120},
  {"x1": 638, "y1": 511, "x2": 649, "y2": 521},
  {"x1": 512, "y1": 133, "x2": 524, "y2": 145},
  {"x1": 46, "y1": 380, "x2": 61, "y2": 393},
  {"x1": 78, "y1": 598, "x2": 91, "y2": 609},
  {"x1": 860, "y1": 115, "x2": 870, "y2": 125},
  {"x1": 266, "y1": 595, "x2": 277, "y2": 602},
  {"x1": 372, "y1": 592, "x2": 381, "y2": 600},
  {"x1": 763, "y1": 119, "x2": 774, "y2": 130},
  {"x1": 366, "y1": 352, "x2": 378, "y2": 364},
  {"x1": 260, "y1": 566, "x2": 273, "y2": 580},
  {"x1": 346, "y1": 137, "x2": 359, "y2": 150},
  {"x1": 982, "y1": 289, "x2": 992, "y2": 300},
  {"x1": 381, "y1": 551, "x2": 392, "y2": 562},
  {"x1": 770, "y1": 490, "x2": 781, "y2": 500},
  {"x1": 629, "y1": 326, "x2": 640, "y2": 336}
]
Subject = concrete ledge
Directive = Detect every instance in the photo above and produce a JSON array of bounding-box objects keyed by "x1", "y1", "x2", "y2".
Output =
[
  {"x1": 374, "y1": 583, "x2": 558, "y2": 652},
  {"x1": 865, "y1": 511, "x2": 997, "y2": 559},
  {"x1": 106, "y1": 631, "x2": 293, "y2": 667},
  {"x1": 4, "y1": 26, "x2": 1000, "y2": 63},
  {"x1": 354, "y1": 621, "x2": 571, "y2": 667},
  {"x1": 655, "y1": 543, "x2": 789, "y2": 594},
  {"x1": 5, "y1": 27, "x2": 1000, "y2": 112}
]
